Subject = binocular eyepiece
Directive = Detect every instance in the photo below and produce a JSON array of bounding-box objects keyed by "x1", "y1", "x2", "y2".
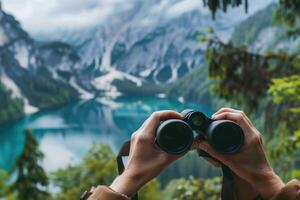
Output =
[{"x1": 155, "y1": 109, "x2": 244, "y2": 155}]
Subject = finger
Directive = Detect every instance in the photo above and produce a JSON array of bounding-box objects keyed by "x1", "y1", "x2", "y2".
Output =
[
  {"x1": 197, "y1": 140, "x2": 225, "y2": 162},
  {"x1": 213, "y1": 107, "x2": 239, "y2": 117},
  {"x1": 193, "y1": 140, "x2": 222, "y2": 167},
  {"x1": 146, "y1": 110, "x2": 182, "y2": 128},
  {"x1": 213, "y1": 112, "x2": 252, "y2": 132},
  {"x1": 142, "y1": 110, "x2": 182, "y2": 138},
  {"x1": 213, "y1": 108, "x2": 253, "y2": 126}
]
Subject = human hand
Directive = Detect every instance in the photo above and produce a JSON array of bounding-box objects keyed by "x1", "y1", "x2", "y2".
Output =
[
  {"x1": 200, "y1": 151, "x2": 260, "y2": 199},
  {"x1": 194, "y1": 108, "x2": 284, "y2": 199},
  {"x1": 110, "y1": 110, "x2": 184, "y2": 197}
]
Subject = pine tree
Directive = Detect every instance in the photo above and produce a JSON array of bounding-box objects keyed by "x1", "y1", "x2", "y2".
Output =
[{"x1": 11, "y1": 130, "x2": 50, "y2": 200}]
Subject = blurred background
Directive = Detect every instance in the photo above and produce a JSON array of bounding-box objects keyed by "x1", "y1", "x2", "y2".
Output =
[{"x1": 0, "y1": 0, "x2": 299, "y2": 199}]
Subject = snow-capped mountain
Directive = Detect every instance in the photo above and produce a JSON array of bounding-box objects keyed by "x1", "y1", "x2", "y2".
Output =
[
  {"x1": 30, "y1": 0, "x2": 255, "y2": 97},
  {"x1": 0, "y1": 0, "x2": 275, "y2": 123},
  {"x1": 0, "y1": 3, "x2": 78, "y2": 122}
]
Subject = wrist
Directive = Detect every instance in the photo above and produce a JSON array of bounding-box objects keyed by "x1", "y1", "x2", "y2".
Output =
[
  {"x1": 253, "y1": 171, "x2": 284, "y2": 199},
  {"x1": 110, "y1": 172, "x2": 144, "y2": 197},
  {"x1": 233, "y1": 175, "x2": 259, "y2": 200}
]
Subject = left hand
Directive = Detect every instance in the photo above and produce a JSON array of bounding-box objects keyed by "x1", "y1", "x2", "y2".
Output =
[
  {"x1": 201, "y1": 152, "x2": 260, "y2": 199},
  {"x1": 194, "y1": 107, "x2": 284, "y2": 199},
  {"x1": 110, "y1": 110, "x2": 185, "y2": 197}
]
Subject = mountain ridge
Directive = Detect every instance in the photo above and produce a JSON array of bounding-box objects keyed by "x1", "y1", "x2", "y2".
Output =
[
  {"x1": 0, "y1": 1, "x2": 279, "y2": 124},
  {"x1": 0, "y1": 6, "x2": 79, "y2": 124}
]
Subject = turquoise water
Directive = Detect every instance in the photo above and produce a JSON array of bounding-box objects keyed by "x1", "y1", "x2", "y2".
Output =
[{"x1": 0, "y1": 96, "x2": 212, "y2": 172}]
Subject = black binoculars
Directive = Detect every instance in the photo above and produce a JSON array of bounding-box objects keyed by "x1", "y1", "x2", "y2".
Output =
[{"x1": 155, "y1": 109, "x2": 244, "y2": 155}]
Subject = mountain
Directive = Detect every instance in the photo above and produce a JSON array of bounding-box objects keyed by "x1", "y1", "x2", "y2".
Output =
[
  {"x1": 167, "y1": 2, "x2": 300, "y2": 105},
  {"x1": 30, "y1": 0, "x2": 252, "y2": 98},
  {"x1": 231, "y1": 3, "x2": 300, "y2": 53},
  {"x1": 0, "y1": 0, "x2": 275, "y2": 123},
  {"x1": 0, "y1": 5, "x2": 78, "y2": 124}
]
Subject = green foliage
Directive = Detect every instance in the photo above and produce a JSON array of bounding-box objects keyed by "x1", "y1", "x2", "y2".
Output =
[
  {"x1": 14, "y1": 72, "x2": 78, "y2": 110},
  {"x1": 11, "y1": 130, "x2": 50, "y2": 200},
  {"x1": 292, "y1": 169, "x2": 300, "y2": 179},
  {"x1": 52, "y1": 143, "x2": 163, "y2": 200},
  {"x1": 267, "y1": 76, "x2": 300, "y2": 180},
  {"x1": 171, "y1": 176, "x2": 221, "y2": 200},
  {"x1": 162, "y1": 179, "x2": 186, "y2": 200},
  {"x1": 52, "y1": 143, "x2": 117, "y2": 200},
  {"x1": 139, "y1": 180, "x2": 163, "y2": 200},
  {"x1": 202, "y1": 1, "x2": 300, "y2": 181},
  {"x1": 273, "y1": 0, "x2": 300, "y2": 37},
  {"x1": 0, "y1": 170, "x2": 8, "y2": 197},
  {"x1": 0, "y1": 83, "x2": 24, "y2": 124},
  {"x1": 205, "y1": 36, "x2": 299, "y2": 111},
  {"x1": 269, "y1": 75, "x2": 300, "y2": 104},
  {"x1": 159, "y1": 152, "x2": 221, "y2": 186},
  {"x1": 202, "y1": 0, "x2": 248, "y2": 19},
  {"x1": 167, "y1": 64, "x2": 216, "y2": 107}
]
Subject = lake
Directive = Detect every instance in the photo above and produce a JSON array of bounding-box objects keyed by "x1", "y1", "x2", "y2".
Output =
[{"x1": 0, "y1": 96, "x2": 212, "y2": 172}]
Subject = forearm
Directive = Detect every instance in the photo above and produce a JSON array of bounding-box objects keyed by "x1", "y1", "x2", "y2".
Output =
[
  {"x1": 110, "y1": 172, "x2": 144, "y2": 198},
  {"x1": 251, "y1": 171, "x2": 285, "y2": 200},
  {"x1": 233, "y1": 175, "x2": 260, "y2": 200}
]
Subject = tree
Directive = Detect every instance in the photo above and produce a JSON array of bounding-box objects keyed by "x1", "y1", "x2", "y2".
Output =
[
  {"x1": 273, "y1": 0, "x2": 300, "y2": 37},
  {"x1": 202, "y1": 0, "x2": 249, "y2": 19},
  {"x1": 51, "y1": 143, "x2": 117, "y2": 200},
  {"x1": 0, "y1": 83, "x2": 24, "y2": 124},
  {"x1": 52, "y1": 142, "x2": 163, "y2": 200},
  {"x1": 268, "y1": 75, "x2": 300, "y2": 179},
  {"x1": 10, "y1": 130, "x2": 50, "y2": 200},
  {"x1": 200, "y1": 0, "x2": 300, "y2": 179}
]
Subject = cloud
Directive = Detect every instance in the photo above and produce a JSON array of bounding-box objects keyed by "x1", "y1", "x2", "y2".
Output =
[
  {"x1": 166, "y1": 0, "x2": 204, "y2": 18},
  {"x1": 1, "y1": 0, "x2": 276, "y2": 35},
  {"x1": 1, "y1": 0, "x2": 133, "y2": 33}
]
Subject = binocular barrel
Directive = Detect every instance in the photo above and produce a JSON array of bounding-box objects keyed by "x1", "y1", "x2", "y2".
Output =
[{"x1": 155, "y1": 110, "x2": 244, "y2": 155}]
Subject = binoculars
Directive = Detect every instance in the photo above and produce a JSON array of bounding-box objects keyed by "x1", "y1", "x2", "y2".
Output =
[{"x1": 155, "y1": 109, "x2": 244, "y2": 155}]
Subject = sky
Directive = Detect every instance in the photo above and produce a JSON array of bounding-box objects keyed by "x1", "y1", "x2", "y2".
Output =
[{"x1": 1, "y1": 0, "x2": 275, "y2": 35}]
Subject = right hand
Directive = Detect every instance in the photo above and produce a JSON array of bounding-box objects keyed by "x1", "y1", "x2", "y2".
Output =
[
  {"x1": 194, "y1": 108, "x2": 284, "y2": 200},
  {"x1": 110, "y1": 110, "x2": 185, "y2": 197}
]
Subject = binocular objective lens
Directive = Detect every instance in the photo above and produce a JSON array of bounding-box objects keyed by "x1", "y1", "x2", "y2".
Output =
[
  {"x1": 156, "y1": 120, "x2": 193, "y2": 154},
  {"x1": 211, "y1": 123, "x2": 243, "y2": 153}
]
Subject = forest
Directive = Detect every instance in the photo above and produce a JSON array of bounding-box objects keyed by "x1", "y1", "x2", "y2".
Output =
[{"x1": 0, "y1": 0, "x2": 299, "y2": 199}]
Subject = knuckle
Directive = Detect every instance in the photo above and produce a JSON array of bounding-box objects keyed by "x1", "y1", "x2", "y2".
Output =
[
  {"x1": 220, "y1": 107, "x2": 228, "y2": 112},
  {"x1": 136, "y1": 135, "x2": 148, "y2": 144},
  {"x1": 258, "y1": 134, "x2": 264, "y2": 143},
  {"x1": 240, "y1": 110, "x2": 246, "y2": 116},
  {"x1": 236, "y1": 113, "x2": 244, "y2": 122},
  {"x1": 253, "y1": 133, "x2": 262, "y2": 142},
  {"x1": 151, "y1": 111, "x2": 159, "y2": 119},
  {"x1": 131, "y1": 132, "x2": 138, "y2": 140}
]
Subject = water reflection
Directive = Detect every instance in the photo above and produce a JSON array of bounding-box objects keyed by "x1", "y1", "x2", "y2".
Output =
[{"x1": 0, "y1": 96, "x2": 211, "y2": 172}]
